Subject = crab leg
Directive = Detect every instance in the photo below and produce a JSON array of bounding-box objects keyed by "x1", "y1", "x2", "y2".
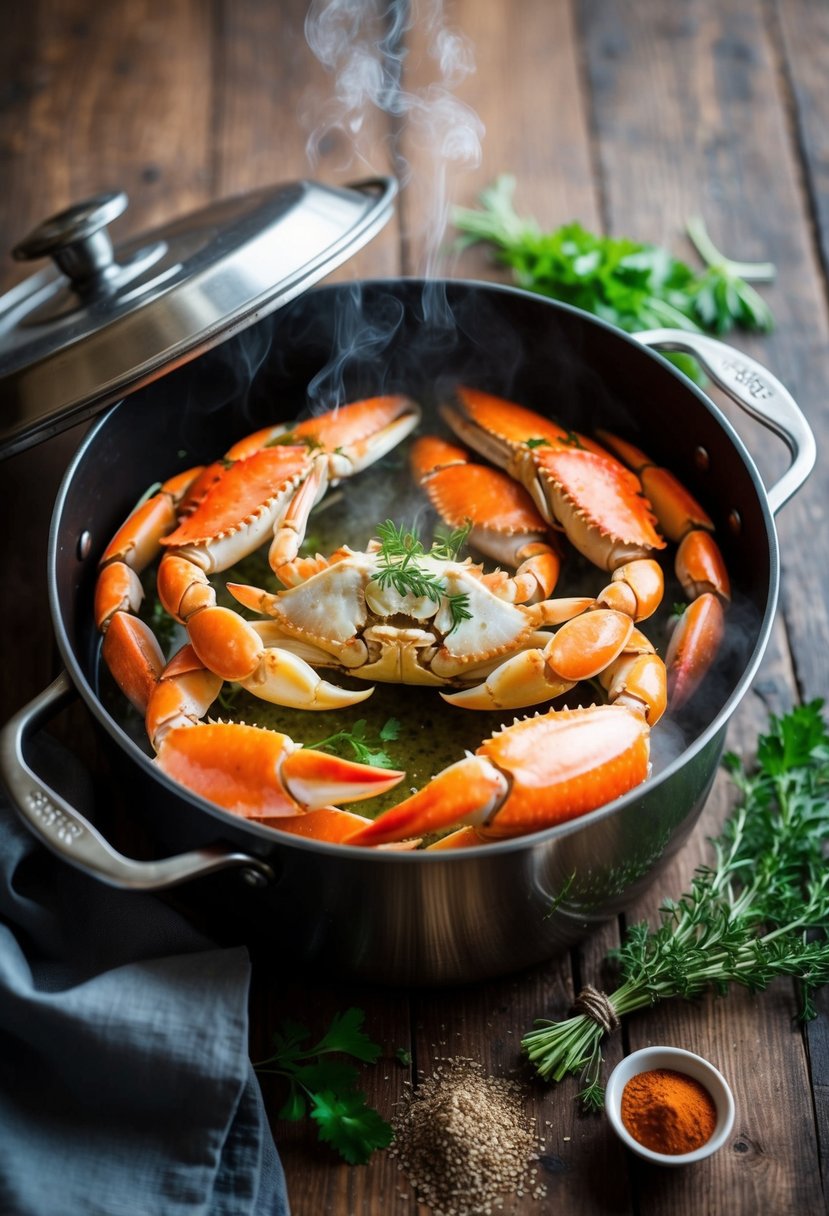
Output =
[
  {"x1": 664, "y1": 593, "x2": 726, "y2": 707},
  {"x1": 346, "y1": 704, "x2": 650, "y2": 846},
  {"x1": 598, "y1": 628, "x2": 667, "y2": 724},
  {"x1": 596, "y1": 431, "x2": 731, "y2": 706},
  {"x1": 442, "y1": 607, "x2": 634, "y2": 710},
  {"x1": 269, "y1": 395, "x2": 422, "y2": 582},
  {"x1": 411, "y1": 434, "x2": 561, "y2": 602},
  {"x1": 95, "y1": 466, "x2": 205, "y2": 633}
]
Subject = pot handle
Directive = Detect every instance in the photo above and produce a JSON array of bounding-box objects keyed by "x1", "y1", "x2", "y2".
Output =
[
  {"x1": 633, "y1": 329, "x2": 816, "y2": 515},
  {"x1": 0, "y1": 671, "x2": 275, "y2": 891}
]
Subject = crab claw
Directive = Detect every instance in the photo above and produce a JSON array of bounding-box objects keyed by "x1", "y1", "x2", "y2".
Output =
[
  {"x1": 665, "y1": 593, "x2": 726, "y2": 708},
  {"x1": 155, "y1": 721, "x2": 404, "y2": 819},
  {"x1": 347, "y1": 704, "x2": 650, "y2": 846}
]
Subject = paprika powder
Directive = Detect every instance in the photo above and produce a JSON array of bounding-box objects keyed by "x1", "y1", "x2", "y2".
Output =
[{"x1": 620, "y1": 1068, "x2": 717, "y2": 1155}]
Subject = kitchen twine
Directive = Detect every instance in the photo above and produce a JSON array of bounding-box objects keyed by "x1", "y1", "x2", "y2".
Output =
[{"x1": 571, "y1": 985, "x2": 620, "y2": 1034}]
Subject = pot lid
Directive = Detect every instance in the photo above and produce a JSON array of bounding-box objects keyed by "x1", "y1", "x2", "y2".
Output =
[{"x1": 0, "y1": 176, "x2": 397, "y2": 459}]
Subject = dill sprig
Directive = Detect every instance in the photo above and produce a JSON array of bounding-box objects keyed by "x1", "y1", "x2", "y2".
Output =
[
  {"x1": 374, "y1": 520, "x2": 473, "y2": 633},
  {"x1": 522, "y1": 700, "x2": 829, "y2": 1110}
]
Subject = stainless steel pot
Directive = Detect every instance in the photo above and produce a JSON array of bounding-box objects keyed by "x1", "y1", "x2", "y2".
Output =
[{"x1": 0, "y1": 278, "x2": 815, "y2": 984}]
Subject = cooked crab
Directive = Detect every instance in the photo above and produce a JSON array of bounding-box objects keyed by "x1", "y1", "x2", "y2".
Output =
[
  {"x1": 92, "y1": 384, "x2": 728, "y2": 848},
  {"x1": 437, "y1": 386, "x2": 730, "y2": 707}
]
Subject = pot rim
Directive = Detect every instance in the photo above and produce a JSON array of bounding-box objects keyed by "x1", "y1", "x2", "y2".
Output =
[{"x1": 48, "y1": 279, "x2": 781, "y2": 862}]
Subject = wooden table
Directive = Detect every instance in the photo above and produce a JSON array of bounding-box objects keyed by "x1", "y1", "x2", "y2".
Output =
[{"x1": 2, "y1": 2, "x2": 828, "y2": 1213}]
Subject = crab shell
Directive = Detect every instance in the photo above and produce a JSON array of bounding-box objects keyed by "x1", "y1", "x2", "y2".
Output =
[{"x1": 346, "y1": 704, "x2": 651, "y2": 846}]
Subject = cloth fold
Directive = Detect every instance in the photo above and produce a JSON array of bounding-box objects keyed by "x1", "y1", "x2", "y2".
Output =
[{"x1": 0, "y1": 734, "x2": 289, "y2": 1216}]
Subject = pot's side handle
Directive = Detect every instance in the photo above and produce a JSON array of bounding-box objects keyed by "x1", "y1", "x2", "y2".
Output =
[
  {"x1": 0, "y1": 672, "x2": 275, "y2": 891},
  {"x1": 633, "y1": 329, "x2": 816, "y2": 515}
]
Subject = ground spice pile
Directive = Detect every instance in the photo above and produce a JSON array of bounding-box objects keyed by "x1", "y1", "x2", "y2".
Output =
[
  {"x1": 621, "y1": 1067, "x2": 717, "y2": 1155},
  {"x1": 390, "y1": 1058, "x2": 545, "y2": 1216}
]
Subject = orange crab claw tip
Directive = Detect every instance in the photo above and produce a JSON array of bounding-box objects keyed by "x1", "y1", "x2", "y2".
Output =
[
  {"x1": 155, "y1": 723, "x2": 405, "y2": 817},
  {"x1": 666, "y1": 593, "x2": 726, "y2": 708},
  {"x1": 345, "y1": 755, "x2": 508, "y2": 847},
  {"x1": 259, "y1": 807, "x2": 374, "y2": 842},
  {"x1": 102, "y1": 612, "x2": 165, "y2": 713},
  {"x1": 281, "y1": 748, "x2": 405, "y2": 809},
  {"x1": 425, "y1": 826, "x2": 486, "y2": 850}
]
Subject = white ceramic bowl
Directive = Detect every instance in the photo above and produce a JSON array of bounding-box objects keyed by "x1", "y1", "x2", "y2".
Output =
[{"x1": 605, "y1": 1046, "x2": 735, "y2": 1165}]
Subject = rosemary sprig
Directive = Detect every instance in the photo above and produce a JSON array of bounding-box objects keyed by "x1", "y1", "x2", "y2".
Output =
[{"x1": 522, "y1": 700, "x2": 829, "y2": 1110}]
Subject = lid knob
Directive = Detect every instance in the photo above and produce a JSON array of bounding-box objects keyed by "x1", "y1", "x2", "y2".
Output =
[{"x1": 12, "y1": 191, "x2": 128, "y2": 294}]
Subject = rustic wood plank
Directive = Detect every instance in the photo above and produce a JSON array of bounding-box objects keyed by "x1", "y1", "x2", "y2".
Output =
[
  {"x1": 248, "y1": 968, "x2": 412, "y2": 1216},
  {"x1": 401, "y1": 0, "x2": 600, "y2": 277},
  {"x1": 581, "y1": 1, "x2": 827, "y2": 1210},
  {"x1": 213, "y1": 0, "x2": 398, "y2": 283},
  {"x1": 0, "y1": 0, "x2": 215, "y2": 730},
  {"x1": 769, "y1": 3, "x2": 829, "y2": 1192},
  {"x1": 774, "y1": 0, "x2": 829, "y2": 282}
]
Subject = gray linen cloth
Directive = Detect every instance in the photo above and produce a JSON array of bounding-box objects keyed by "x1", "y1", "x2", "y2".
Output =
[{"x1": 0, "y1": 735, "x2": 290, "y2": 1216}]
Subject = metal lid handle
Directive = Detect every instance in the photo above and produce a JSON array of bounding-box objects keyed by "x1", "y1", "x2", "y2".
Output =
[{"x1": 12, "y1": 191, "x2": 127, "y2": 292}]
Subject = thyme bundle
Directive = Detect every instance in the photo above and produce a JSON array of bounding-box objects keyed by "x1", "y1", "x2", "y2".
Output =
[{"x1": 522, "y1": 700, "x2": 829, "y2": 1109}]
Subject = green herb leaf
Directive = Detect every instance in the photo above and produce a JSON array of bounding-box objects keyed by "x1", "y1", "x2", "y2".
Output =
[
  {"x1": 374, "y1": 520, "x2": 472, "y2": 635},
  {"x1": 312, "y1": 1006, "x2": 384, "y2": 1063},
  {"x1": 453, "y1": 177, "x2": 774, "y2": 347},
  {"x1": 310, "y1": 1089, "x2": 394, "y2": 1166},
  {"x1": 309, "y1": 718, "x2": 401, "y2": 770},
  {"x1": 522, "y1": 700, "x2": 829, "y2": 1109},
  {"x1": 255, "y1": 1007, "x2": 392, "y2": 1164},
  {"x1": 430, "y1": 521, "x2": 472, "y2": 561},
  {"x1": 379, "y1": 718, "x2": 401, "y2": 742},
  {"x1": 278, "y1": 1086, "x2": 307, "y2": 1122}
]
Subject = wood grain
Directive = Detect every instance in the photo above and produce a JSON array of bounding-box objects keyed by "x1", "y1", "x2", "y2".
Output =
[
  {"x1": 0, "y1": 0, "x2": 215, "y2": 727},
  {"x1": 3, "y1": 2, "x2": 829, "y2": 1213},
  {"x1": 581, "y1": 1, "x2": 827, "y2": 1211}
]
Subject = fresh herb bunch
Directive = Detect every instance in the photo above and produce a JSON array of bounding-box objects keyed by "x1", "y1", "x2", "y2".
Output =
[
  {"x1": 453, "y1": 177, "x2": 774, "y2": 380},
  {"x1": 310, "y1": 717, "x2": 401, "y2": 769},
  {"x1": 255, "y1": 1007, "x2": 393, "y2": 1164},
  {"x1": 375, "y1": 519, "x2": 473, "y2": 633},
  {"x1": 522, "y1": 700, "x2": 829, "y2": 1110}
]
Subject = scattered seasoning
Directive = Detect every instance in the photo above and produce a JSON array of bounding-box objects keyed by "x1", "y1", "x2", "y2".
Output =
[
  {"x1": 620, "y1": 1069, "x2": 717, "y2": 1155},
  {"x1": 390, "y1": 1058, "x2": 546, "y2": 1215}
]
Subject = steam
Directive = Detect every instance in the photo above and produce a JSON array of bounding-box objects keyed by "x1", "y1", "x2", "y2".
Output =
[{"x1": 303, "y1": 0, "x2": 484, "y2": 277}]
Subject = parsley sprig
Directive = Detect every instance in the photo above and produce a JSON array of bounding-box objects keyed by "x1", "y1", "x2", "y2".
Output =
[
  {"x1": 374, "y1": 520, "x2": 473, "y2": 633},
  {"x1": 522, "y1": 700, "x2": 829, "y2": 1110},
  {"x1": 255, "y1": 1007, "x2": 393, "y2": 1165},
  {"x1": 309, "y1": 717, "x2": 401, "y2": 769},
  {"x1": 453, "y1": 176, "x2": 775, "y2": 381}
]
